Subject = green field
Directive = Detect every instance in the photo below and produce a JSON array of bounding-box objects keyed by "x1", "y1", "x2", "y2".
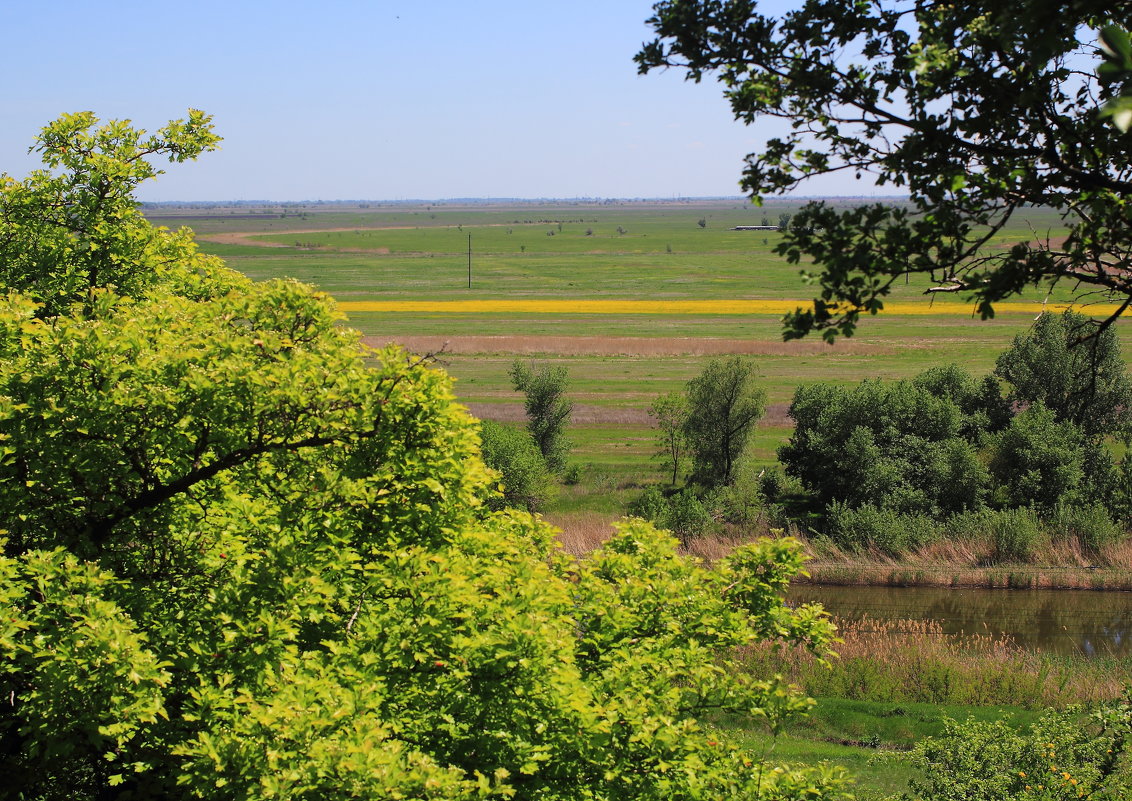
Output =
[{"x1": 158, "y1": 198, "x2": 1128, "y2": 508}]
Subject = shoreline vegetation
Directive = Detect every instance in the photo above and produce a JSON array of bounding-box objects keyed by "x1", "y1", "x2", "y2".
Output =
[{"x1": 551, "y1": 514, "x2": 1132, "y2": 591}]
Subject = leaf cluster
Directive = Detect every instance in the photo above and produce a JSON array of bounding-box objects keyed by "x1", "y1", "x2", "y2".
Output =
[{"x1": 638, "y1": 1, "x2": 1132, "y2": 340}]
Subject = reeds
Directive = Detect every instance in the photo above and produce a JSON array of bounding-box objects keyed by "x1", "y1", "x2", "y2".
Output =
[{"x1": 738, "y1": 616, "x2": 1129, "y2": 707}]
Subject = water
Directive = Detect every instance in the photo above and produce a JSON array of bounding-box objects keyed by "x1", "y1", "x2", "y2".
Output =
[{"x1": 787, "y1": 584, "x2": 1132, "y2": 657}]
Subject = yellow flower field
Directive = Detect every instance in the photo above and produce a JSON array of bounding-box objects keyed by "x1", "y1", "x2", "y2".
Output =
[{"x1": 337, "y1": 299, "x2": 1124, "y2": 316}]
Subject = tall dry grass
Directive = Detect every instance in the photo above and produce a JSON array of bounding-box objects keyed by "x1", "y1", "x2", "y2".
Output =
[{"x1": 739, "y1": 616, "x2": 1129, "y2": 707}]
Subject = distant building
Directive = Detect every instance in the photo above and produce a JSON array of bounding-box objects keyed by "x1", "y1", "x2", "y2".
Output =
[{"x1": 731, "y1": 225, "x2": 779, "y2": 231}]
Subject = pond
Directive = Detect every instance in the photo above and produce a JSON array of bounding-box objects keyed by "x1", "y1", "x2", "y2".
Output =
[{"x1": 787, "y1": 584, "x2": 1132, "y2": 657}]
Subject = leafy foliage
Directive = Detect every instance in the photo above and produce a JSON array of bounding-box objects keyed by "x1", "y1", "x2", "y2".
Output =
[
  {"x1": 988, "y1": 404, "x2": 1114, "y2": 511},
  {"x1": 0, "y1": 112, "x2": 848, "y2": 801},
  {"x1": 0, "y1": 110, "x2": 242, "y2": 316},
  {"x1": 477, "y1": 420, "x2": 555, "y2": 512},
  {"x1": 906, "y1": 696, "x2": 1132, "y2": 801},
  {"x1": 509, "y1": 360, "x2": 572, "y2": 474},
  {"x1": 637, "y1": 1, "x2": 1132, "y2": 340},
  {"x1": 649, "y1": 391, "x2": 689, "y2": 484},
  {"x1": 684, "y1": 356, "x2": 765, "y2": 486},
  {"x1": 994, "y1": 310, "x2": 1132, "y2": 438},
  {"x1": 779, "y1": 377, "x2": 988, "y2": 516}
]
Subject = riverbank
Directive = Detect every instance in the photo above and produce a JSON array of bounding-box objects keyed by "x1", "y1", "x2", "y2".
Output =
[{"x1": 798, "y1": 561, "x2": 1132, "y2": 591}]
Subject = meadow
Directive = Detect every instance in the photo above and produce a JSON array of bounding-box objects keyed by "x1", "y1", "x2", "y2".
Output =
[{"x1": 160, "y1": 198, "x2": 1128, "y2": 525}]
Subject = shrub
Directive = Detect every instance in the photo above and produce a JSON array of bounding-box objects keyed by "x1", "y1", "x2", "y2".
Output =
[
  {"x1": 628, "y1": 484, "x2": 669, "y2": 524},
  {"x1": 1047, "y1": 503, "x2": 1123, "y2": 555},
  {"x1": 989, "y1": 404, "x2": 1110, "y2": 510},
  {"x1": 987, "y1": 507, "x2": 1046, "y2": 563},
  {"x1": 779, "y1": 379, "x2": 986, "y2": 515},
  {"x1": 823, "y1": 502, "x2": 938, "y2": 556},
  {"x1": 477, "y1": 420, "x2": 555, "y2": 512},
  {"x1": 907, "y1": 697, "x2": 1132, "y2": 801}
]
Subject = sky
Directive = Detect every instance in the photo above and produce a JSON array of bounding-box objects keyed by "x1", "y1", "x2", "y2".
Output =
[{"x1": 2, "y1": 0, "x2": 859, "y2": 202}]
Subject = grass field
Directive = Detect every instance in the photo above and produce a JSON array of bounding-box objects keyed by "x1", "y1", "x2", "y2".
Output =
[{"x1": 163, "y1": 198, "x2": 1131, "y2": 510}]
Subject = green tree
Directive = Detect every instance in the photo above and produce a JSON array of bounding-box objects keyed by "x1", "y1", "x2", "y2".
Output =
[
  {"x1": 1, "y1": 112, "x2": 848, "y2": 801},
  {"x1": 477, "y1": 420, "x2": 555, "y2": 512},
  {"x1": 637, "y1": 1, "x2": 1132, "y2": 341},
  {"x1": 0, "y1": 110, "x2": 241, "y2": 316},
  {"x1": 684, "y1": 356, "x2": 766, "y2": 486},
  {"x1": 779, "y1": 378, "x2": 988, "y2": 515},
  {"x1": 649, "y1": 391, "x2": 690, "y2": 484},
  {"x1": 988, "y1": 404, "x2": 1114, "y2": 511},
  {"x1": 509, "y1": 359, "x2": 572, "y2": 473},
  {"x1": 994, "y1": 310, "x2": 1132, "y2": 438}
]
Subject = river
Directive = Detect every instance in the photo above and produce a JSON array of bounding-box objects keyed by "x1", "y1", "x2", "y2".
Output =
[{"x1": 787, "y1": 584, "x2": 1132, "y2": 657}]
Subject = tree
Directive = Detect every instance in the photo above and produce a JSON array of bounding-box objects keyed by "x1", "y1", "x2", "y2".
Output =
[
  {"x1": 2, "y1": 113, "x2": 850, "y2": 800},
  {"x1": 684, "y1": 356, "x2": 766, "y2": 486},
  {"x1": 637, "y1": 1, "x2": 1132, "y2": 341},
  {"x1": 649, "y1": 391, "x2": 690, "y2": 484},
  {"x1": 779, "y1": 378, "x2": 988, "y2": 515},
  {"x1": 0, "y1": 110, "x2": 240, "y2": 316},
  {"x1": 509, "y1": 360, "x2": 572, "y2": 473},
  {"x1": 697, "y1": 217, "x2": 707, "y2": 228},
  {"x1": 988, "y1": 404, "x2": 1114, "y2": 510},
  {"x1": 994, "y1": 310, "x2": 1132, "y2": 438}
]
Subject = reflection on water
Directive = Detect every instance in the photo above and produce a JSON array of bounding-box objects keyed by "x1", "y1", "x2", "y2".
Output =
[{"x1": 787, "y1": 584, "x2": 1132, "y2": 657}]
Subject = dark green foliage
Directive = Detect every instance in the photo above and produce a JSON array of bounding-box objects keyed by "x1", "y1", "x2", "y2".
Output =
[
  {"x1": 509, "y1": 360, "x2": 572, "y2": 473},
  {"x1": 989, "y1": 405, "x2": 1113, "y2": 511},
  {"x1": 913, "y1": 364, "x2": 1011, "y2": 439},
  {"x1": 823, "y1": 503, "x2": 937, "y2": 556},
  {"x1": 684, "y1": 356, "x2": 765, "y2": 486},
  {"x1": 628, "y1": 485, "x2": 716, "y2": 546},
  {"x1": 638, "y1": 1, "x2": 1132, "y2": 341},
  {"x1": 985, "y1": 507, "x2": 1047, "y2": 564},
  {"x1": 994, "y1": 311, "x2": 1132, "y2": 438},
  {"x1": 477, "y1": 421, "x2": 554, "y2": 512},
  {"x1": 1046, "y1": 504, "x2": 1123, "y2": 555},
  {"x1": 780, "y1": 379, "x2": 987, "y2": 516},
  {"x1": 666, "y1": 487, "x2": 715, "y2": 546}
]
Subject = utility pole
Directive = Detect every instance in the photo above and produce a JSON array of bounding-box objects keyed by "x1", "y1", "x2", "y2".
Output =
[{"x1": 467, "y1": 233, "x2": 472, "y2": 289}]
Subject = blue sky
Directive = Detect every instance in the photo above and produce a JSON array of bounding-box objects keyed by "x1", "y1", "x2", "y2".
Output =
[{"x1": 3, "y1": 0, "x2": 854, "y2": 201}]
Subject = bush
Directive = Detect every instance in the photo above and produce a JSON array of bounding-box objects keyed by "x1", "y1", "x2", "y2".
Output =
[
  {"x1": 987, "y1": 507, "x2": 1046, "y2": 563},
  {"x1": 823, "y1": 502, "x2": 938, "y2": 556},
  {"x1": 907, "y1": 697, "x2": 1132, "y2": 801},
  {"x1": 989, "y1": 404, "x2": 1110, "y2": 510},
  {"x1": 1047, "y1": 503, "x2": 1123, "y2": 555},
  {"x1": 477, "y1": 420, "x2": 555, "y2": 512},
  {"x1": 666, "y1": 488, "x2": 716, "y2": 545},
  {"x1": 779, "y1": 379, "x2": 986, "y2": 515},
  {"x1": 628, "y1": 484, "x2": 669, "y2": 523}
]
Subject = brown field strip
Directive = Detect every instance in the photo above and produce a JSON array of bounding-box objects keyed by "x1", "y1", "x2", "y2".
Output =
[
  {"x1": 462, "y1": 401, "x2": 791, "y2": 427},
  {"x1": 341, "y1": 299, "x2": 1124, "y2": 316},
  {"x1": 364, "y1": 334, "x2": 893, "y2": 357}
]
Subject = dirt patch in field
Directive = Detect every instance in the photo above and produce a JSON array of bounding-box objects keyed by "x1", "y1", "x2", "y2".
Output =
[
  {"x1": 364, "y1": 334, "x2": 893, "y2": 357},
  {"x1": 465, "y1": 401, "x2": 791, "y2": 427}
]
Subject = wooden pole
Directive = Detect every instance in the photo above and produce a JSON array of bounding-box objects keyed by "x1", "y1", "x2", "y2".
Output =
[{"x1": 467, "y1": 234, "x2": 472, "y2": 289}]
